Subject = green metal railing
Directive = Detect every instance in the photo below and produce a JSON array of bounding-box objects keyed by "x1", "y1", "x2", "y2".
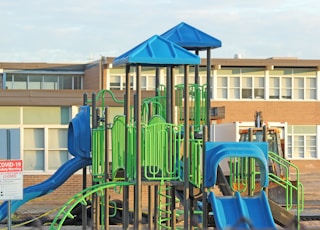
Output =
[
  {"x1": 142, "y1": 96, "x2": 167, "y2": 124},
  {"x1": 111, "y1": 115, "x2": 135, "y2": 180},
  {"x1": 268, "y1": 151, "x2": 304, "y2": 225},
  {"x1": 229, "y1": 157, "x2": 251, "y2": 193},
  {"x1": 189, "y1": 137, "x2": 203, "y2": 188},
  {"x1": 175, "y1": 84, "x2": 207, "y2": 132},
  {"x1": 92, "y1": 125, "x2": 106, "y2": 182},
  {"x1": 228, "y1": 151, "x2": 304, "y2": 227},
  {"x1": 49, "y1": 181, "x2": 135, "y2": 229},
  {"x1": 143, "y1": 116, "x2": 182, "y2": 181},
  {"x1": 94, "y1": 89, "x2": 124, "y2": 107}
]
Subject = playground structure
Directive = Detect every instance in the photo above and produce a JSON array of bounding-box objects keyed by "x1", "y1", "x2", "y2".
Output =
[{"x1": 0, "y1": 22, "x2": 304, "y2": 229}]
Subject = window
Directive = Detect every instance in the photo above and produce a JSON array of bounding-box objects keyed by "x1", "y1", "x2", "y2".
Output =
[
  {"x1": 5, "y1": 74, "x2": 13, "y2": 89},
  {"x1": 217, "y1": 76, "x2": 227, "y2": 99},
  {"x1": 48, "y1": 128, "x2": 69, "y2": 170},
  {"x1": 109, "y1": 74, "x2": 155, "y2": 90},
  {"x1": 269, "y1": 77, "x2": 280, "y2": 99},
  {"x1": 217, "y1": 69, "x2": 264, "y2": 100},
  {"x1": 229, "y1": 77, "x2": 240, "y2": 99},
  {"x1": 23, "y1": 107, "x2": 70, "y2": 170},
  {"x1": 175, "y1": 75, "x2": 184, "y2": 85},
  {"x1": 14, "y1": 74, "x2": 27, "y2": 89},
  {"x1": 5, "y1": 73, "x2": 83, "y2": 90},
  {"x1": 24, "y1": 128, "x2": 44, "y2": 170},
  {"x1": 269, "y1": 69, "x2": 316, "y2": 100},
  {"x1": 281, "y1": 77, "x2": 292, "y2": 99},
  {"x1": 254, "y1": 77, "x2": 264, "y2": 98},
  {"x1": 241, "y1": 76, "x2": 264, "y2": 99},
  {"x1": 23, "y1": 128, "x2": 69, "y2": 171},
  {"x1": 287, "y1": 125, "x2": 317, "y2": 159},
  {"x1": 74, "y1": 76, "x2": 82, "y2": 89},
  {"x1": 148, "y1": 75, "x2": 156, "y2": 90},
  {"x1": 141, "y1": 76, "x2": 147, "y2": 90},
  {"x1": 306, "y1": 78, "x2": 316, "y2": 99},
  {"x1": 43, "y1": 75, "x2": 58, "y2": 89},
  {"x1": 110, "y1": 75, "x2": 121, "y2": 90},
  {"x1": 294, "y1": 77, "x2": 304, "y2": 99},
  {"x1": 59, "y1": 75, "x2": 72, "y2": 89},
  {"x1": 242, "y1": 77, "x2": 252, "y2": 99}
]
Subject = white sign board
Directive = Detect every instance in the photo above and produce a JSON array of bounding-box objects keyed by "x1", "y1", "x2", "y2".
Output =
[{"x1": 0, "y1": 160, "x2": 23, "y2": 200}]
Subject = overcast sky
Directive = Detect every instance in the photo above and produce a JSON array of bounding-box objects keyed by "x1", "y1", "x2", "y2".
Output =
[{"x1": 1, "y1": 0, "x2": 319, "y2": 63}]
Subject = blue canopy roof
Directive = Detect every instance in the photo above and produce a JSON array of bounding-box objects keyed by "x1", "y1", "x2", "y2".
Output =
[
  {"x1": 161, "y1": 22, "x2": 222, "y2": 50},
  {"x1": 113, "y1": 35, "x2": 200, "y2": 66}
]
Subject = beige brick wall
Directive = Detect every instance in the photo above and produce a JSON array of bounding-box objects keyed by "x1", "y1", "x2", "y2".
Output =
[{"x1": 211, "y1": 101, "x2": 320, "y2": 125}]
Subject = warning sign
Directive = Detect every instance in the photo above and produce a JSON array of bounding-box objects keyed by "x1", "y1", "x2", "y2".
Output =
[{"x1": 0, "y1": 160, "x2": 23, "y2": 200}]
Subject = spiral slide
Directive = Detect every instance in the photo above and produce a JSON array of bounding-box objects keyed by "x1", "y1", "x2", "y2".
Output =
[{"x1": 0, "y1": 157, "x2": 91, "y2": 221}]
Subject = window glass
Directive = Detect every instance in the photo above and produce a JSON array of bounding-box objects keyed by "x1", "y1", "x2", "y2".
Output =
[
  {"x1": 287, "y1": 136, "x2": 292, "y2": 158},
  {"x1": 48, "y1": 150, "x2": 69, "y2": 170},
  {"x1": 24, "y1": 128, "x2": 44, "y2": 170},
  {"x1": 130, "y1": 75, "x2": 135, "y2": 90},
  {"x1": 306, "y1": 135, "x2": 317, "y2": 158},
  {"x1": 48, "y1": 128, "x2": 67, "y2": 149},
  {"x1": 73, "y1": 75, "x2": 82, "y2": 89},
  {"x1": 48, "y1": 128, "x2": 68, "y2": 170},
  {"x1": 13, "y1": 74, "x2": 27, "y2": 89},
  {"x1": 5, "y1": 74, "x2": 13, "y2": 89},
  {"x1": 61, "y1": 107, "x2": 71, "y2": 125},
  {"x1": 24, "y1": 150, "x2": 44, "y2": 170},
  {"x1": 43, "y1": 75, "x2": 58, "y2": 89},
  {"x1": 110, "y1": 75, "x2": 121, "y2": 90},
  {"x1": 269, "y1": 77, "x2": 280, "y2": 99},
  {"x1": 254, "y1": 89, "x2": 264, "y2": 99},
  {"x1": 28, "y1": 75, "x2": 42, "y2": 89},
  {"x1": 253, "y1": 79, "x2": 260, "y2": 98},
  {"x1": 306, "y1": 78, "x2": 316, "y2": 100},
  {"x1": 148, "y1": 75, "x2": 155, "y2": 90},
  {"x1": 24, "y1": 128, "x2": 44, "y2": 149},
  {"x1": 217, "y1": 88, "x2": 227, "y2": 99},
  {"x1": 287, "y1": 125, "x2": 317, "y2": 159},
  {"x1": 59, "y1": 75, "x2": 72, "y2": 89},
  {"x1": 294, "y1": 77, "x2": 304, "y2": 99},
  {"x1": 176, "y1": 75, "x2": 184, "y2": 85},
  {"x1": 141, "y1": 76, "x2": 147, "y2": 90},
  {"x1": 242, "y1": 89, "x2": 252, "y2": 99},
  {"x1": 242, "y1": 77, "x2": 252, "y2": 99},
  {"x1": 217, "y1": 76, "x2": 227, "y2": 87},
  {"x1": 229, "y1": 77, "x2": 240, "y2": 99},
  {"x1": 281, "y1": 77, "x2": 292, "y2": 99},
  {"x1": 242, "y1": 77, "x2": 252, "y2": 87}
]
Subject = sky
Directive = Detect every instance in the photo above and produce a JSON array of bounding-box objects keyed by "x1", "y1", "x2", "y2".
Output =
[{"x1": 1, "y1": 0, "x2": 319, "y2": 63}]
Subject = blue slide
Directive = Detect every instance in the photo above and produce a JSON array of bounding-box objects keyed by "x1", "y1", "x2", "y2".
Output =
[
  {"x1": 208, "y1": 191, "x2": 277, "y2": 230},
  {"x1": 0, "y1": 157, "x2": 91, "y2": 221},
  {"x1": 0, "y1": 105, "x2": 92, "y2": 221},
  {"x1": 205, "y1": 142, "x2": 277, "y2": 230}
]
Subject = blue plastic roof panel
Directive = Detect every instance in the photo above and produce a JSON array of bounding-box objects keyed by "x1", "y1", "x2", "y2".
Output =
[
  {"x1": 161, "y1": 22, "x2": 222, "y2": 50},
  {"x1": 113, "y1": 35, "x2": 200, "y2": 66}
]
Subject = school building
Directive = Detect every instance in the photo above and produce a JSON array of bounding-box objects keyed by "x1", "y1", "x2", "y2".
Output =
[{"x1": 0, "y1": 56, "x2": 319, "y2": 205}]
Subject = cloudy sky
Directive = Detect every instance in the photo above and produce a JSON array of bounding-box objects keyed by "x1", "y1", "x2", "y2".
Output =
[{"x1": 0, "y1": 0, "x2": 319, "y2": 63}]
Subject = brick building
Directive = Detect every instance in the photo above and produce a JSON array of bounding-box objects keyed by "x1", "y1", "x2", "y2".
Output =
[{"x1": 0, "y1": 56, "x2": 319, "y2": 207}]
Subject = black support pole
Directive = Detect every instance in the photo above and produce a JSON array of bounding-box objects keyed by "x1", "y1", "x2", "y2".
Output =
[
  {"x1": 134, "y1": 65, "x2": 142, "y2": 230},
  {"x1": 124, "y1": 64, "x2": 131, "y2": 229},
  {"x1": 82, "y1": 93, "x2": 88, "y2": 230},
  {"x1": 183, "y1": 65, "x2": 190, "y2": 230}
]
